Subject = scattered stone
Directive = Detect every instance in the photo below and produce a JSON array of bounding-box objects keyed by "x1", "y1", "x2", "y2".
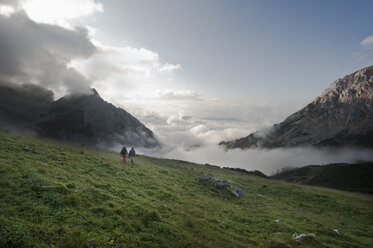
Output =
[
  {"x1": 292, "y1": 233, "x2": 307, "y2": 240},
  {"x1": 24, "y1": 147, "x2": 33, "y2": 151},
  {"x1": 40, "y1": 185, "x2": 47, "y2": 188},
  {"x1": 257, "y1": 194, "x2": 264, "y2": 198},
  {"x1": 230, "y1": 189, "x2": 239, "y2": 197},
  {"x1": 163, "y1": 204, "x2": 168, "y2": 209},
  {"x1": 291, "y1": 233, "x2": 316, "y2": 241},
  {"x1": 275, "y1": 219, "x2": 280, "y2": 223},
  {"x1": 197, "y1": 175, "x2": 244, "y2": 197},
  {"x1": 234, "y1": 186, "x2": 243, "y2": 197},
  {"x1": 214, "y1": 180, "x2": 227, "y2": 187},
  {"x1": 229, "y1": 186, "x2": 243, "y2": 198},
  {"x1": 334, "y1": 229, "x2": 342, "y2": 236}
]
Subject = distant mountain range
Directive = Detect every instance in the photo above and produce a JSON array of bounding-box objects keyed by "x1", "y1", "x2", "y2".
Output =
[
  {"x1": 221, "y1": 65, "x2": 373, "y2": 149},
  {"x1": 0, "y1": 83, "x2": 158, "y2": 148},
  {"x1": 271, "y1": 163, "x2": 373, "y2": 194}
]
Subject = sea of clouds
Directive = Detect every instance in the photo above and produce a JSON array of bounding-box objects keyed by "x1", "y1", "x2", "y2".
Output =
[{"x1": 113, "y1": 108, "x2": 373, "y2": 175}]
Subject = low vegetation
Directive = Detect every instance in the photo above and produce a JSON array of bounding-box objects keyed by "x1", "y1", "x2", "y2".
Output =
[
  {"x1": 271, "y1": 163, "x2": 373, "y2": 194},
  {"x1": 0, "y1": 130, "x2": 372, "y2": 247}
]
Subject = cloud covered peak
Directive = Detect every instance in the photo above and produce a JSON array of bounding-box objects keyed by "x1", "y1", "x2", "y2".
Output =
[{"x1": 0, "y1": 10, "x2": 96, "y2": 97}]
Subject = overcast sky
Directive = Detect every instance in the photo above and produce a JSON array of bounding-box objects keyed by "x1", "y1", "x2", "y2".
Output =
[{"x1": 1, "y1": 0, "x2": 373, "y2": 172}]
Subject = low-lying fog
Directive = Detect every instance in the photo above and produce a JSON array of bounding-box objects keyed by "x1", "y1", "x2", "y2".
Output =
[{"x1": 112, "y1": 108, "x2": 373, "y2": 176}]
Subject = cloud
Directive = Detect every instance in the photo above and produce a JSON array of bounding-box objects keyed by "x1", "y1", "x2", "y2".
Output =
[
  {"x1": 0, "y1": 11, "x2": 96, "y2": 97},
  {"x1": 21, "y1": 0, "x2": 103, "y2": 29},
  {"x1": 0, "y1": 4, "x2": 15, "y2": 16},
  {"x1": 157, "y1": 89, "x2": 202, "y2": 100},
  {"x1": 159, "y1": 63, "x2": 181, "y2": 73},
  {"x1": 0, "y1": 0, "x2": 187, "y2": 106},
  {"x1": 361, "y1": 35, "x2": 373, "y2": 49},
  {"x1": 113, "y1": 107, "x2": 373, "y2": 176},
  {"x1": 113, "y1": 101, "x2": 373, "y2": 176},
  {"x1": 157, "y1": 145, "x2": 373, "y2": 175},
  {"x1": 68, "y1": 39, "x2": 184, "y2": 108},
  {"x1": 353, "y1": 35, "x2": 373, "y2": 61}
]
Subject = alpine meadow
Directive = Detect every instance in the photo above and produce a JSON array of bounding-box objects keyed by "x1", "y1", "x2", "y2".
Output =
[{"x1": 1, "y1": 130, "x2": 373, "y2": 247}]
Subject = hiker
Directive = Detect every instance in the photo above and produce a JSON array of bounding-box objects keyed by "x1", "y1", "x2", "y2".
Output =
[
  {"x1": 129, "y1": 147, "x2": 136, "y2": 165},
  {"x1": 120, "y1": 146, "x2": 127, "y2": 163}
]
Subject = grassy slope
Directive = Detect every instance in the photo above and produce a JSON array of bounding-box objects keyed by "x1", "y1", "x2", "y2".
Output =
[
  {"x1": 0, "y1": 130, "x2": 372, "y2": 248},
  {"x1": 271, "y1": 163, "x2": 373, "y2": 194}
]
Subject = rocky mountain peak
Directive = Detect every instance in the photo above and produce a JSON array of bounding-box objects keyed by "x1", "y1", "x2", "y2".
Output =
[
  {"x1": 91, "y1": 88, "x2": 101, "y2": 97},
  {"x1": 317, "y1": 65, "x2": 373, "y2": 105},
  {"x1": 221, "y1": 65, "x2": 373, "y2": 149}
]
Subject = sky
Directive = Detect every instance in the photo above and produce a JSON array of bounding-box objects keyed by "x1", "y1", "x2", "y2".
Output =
[{"x1": 1, "y1": 0, "x2": 373, "y2": 173}]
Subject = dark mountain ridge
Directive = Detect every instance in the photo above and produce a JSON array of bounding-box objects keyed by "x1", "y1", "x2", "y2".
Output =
[
  {"x1": 0, "y1": 83, "x2": 158, "y2": 148},
  {"x1": 221, "y1": 65, "x2": 373, "y2": 149}
]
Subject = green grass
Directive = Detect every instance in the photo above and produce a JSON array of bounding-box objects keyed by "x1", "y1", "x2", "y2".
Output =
[{"x1": 0, "y1": 129, "x2": 372, "y2": 247}]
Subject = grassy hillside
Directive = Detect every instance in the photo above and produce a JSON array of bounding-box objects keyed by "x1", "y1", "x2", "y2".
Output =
[
  {"x1": 0, "y1": 130, "x2": 372, "y2": 248},
  {"x1": 271, "y1": 163, "x2": 373, "y2": 194}
]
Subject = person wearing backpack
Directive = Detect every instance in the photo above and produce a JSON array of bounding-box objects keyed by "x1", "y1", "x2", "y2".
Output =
[
  {"x1": 129, "y1": 147, "x2": 136, "y2": 165},
  {"x1": 120, "y1": 146, "x2": 127, "y2": 163}
]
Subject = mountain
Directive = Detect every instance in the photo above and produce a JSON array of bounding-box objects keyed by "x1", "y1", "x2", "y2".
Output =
[
  {"x1": 0, "y1": 82, "x2": 53, "y2": 132},
  {"x1": 221, "y1": 65, "x2": 373, "y2": 149},
  {"x1": 0, "y1": 83, "x2": 158, "y2": 148},
  {"x1": 271, "y1": 163, "x2": 373, "y2": 194}
]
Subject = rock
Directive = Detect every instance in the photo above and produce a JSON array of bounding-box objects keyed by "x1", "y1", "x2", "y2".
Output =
[
  {"x1": 292, "y1": 233, "x2": 307, "y2": 240},
  {"x1": 275, "y1": 219, "x2": 280, "y2": 223},
  {"x1": 230, "y1": 189, "x2": 239, "y2": 197},
  {"x1": 257, "y1": 194, "x2": 264, "y2": 198},
  {"x1": 234, "y1": 186, "x2": 243, "y2": 197},
  {"x1": 24, "y1": 147, "x2": 33, "y2": 151},
  {"x1": 197, "y1": 175, "x2": 243, "y2": 197},
  {"x1": 214, "y1": 180, "x2": 227, "y2": 187},
  {"x1": 227, "y1": 179, "x2": 233, "y2": 183},
  {"x1": 229, "y1": 186, "x2": 243, "y2": 198},
  {"x1": 163, "y1": 204, "x2": 168, "y2": 209},
  {"x1": 334, "y1": 229, "x2": 342, "y2": 236}
]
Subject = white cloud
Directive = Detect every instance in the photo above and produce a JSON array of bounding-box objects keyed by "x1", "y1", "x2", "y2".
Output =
[
  {"x1": 21, "y1": 0, "x2": 103, "y2": 29},
  {"x1": 159, "y1": 63, "x2": 181, "y2": 72},
  {"x1": 361, "y1": 35, "x2": 373, "y2": 49},
  {"x1": 68, "y1": 39, "x2": 184, "y2": 111},
  {"x1": 157, "y1": 89, "x2": 201, "y2": 100},
  {"x1": 0, "y1": 4, "x2": 15, "y2": 16}
]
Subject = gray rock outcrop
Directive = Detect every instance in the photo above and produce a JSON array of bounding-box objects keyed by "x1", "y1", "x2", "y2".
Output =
[{"x1": 221, "y1": 65, "x2": 373, "y2": 149}]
